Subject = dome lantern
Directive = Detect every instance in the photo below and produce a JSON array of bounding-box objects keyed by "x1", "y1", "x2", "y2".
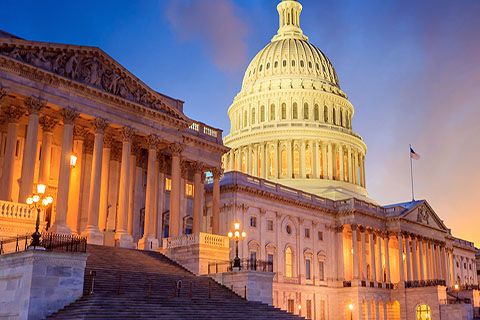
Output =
[{"x1": 273, "y1": 0, "x2": 308, "y2": 42}]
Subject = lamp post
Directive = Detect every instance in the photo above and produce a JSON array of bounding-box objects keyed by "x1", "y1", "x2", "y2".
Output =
[
  {"x1": 349, "y1": 303, "x2": 354, "y2": 320},
  {"x1": 454, "y1": 283, "x2": 460, "y2": 302},
  {"x1": 227, "y1": 221, "x2": 246, "y2": 269},
  {"x1": 26, "y1": 183, "x2": 53, "y2": 248}
]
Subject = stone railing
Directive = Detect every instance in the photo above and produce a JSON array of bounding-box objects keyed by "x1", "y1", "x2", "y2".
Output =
[
  {"x1": 186, "y1": 121, "x2": 223, "y2": 144},
  {"x1": 163, "y1": 232, "x2": 229, "y2": 249},
  {"x1": 0, "y1": 200, "x2": 37, "y2": 221}
]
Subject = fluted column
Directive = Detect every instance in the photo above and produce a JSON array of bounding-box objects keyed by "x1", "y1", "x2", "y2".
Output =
[
  {"x1": 82, "y1": 118, "x2": 109, "y2": 244},
  {"x1": 377, "y1": 231, "x2": 383, "y2": 284},
  {"x1": 314, "y1": 140, "x2": 320, "y2": 179},
  {"x1": 432, "y1": 243, "x2": 437, "y2": 280},
  {"x1": 192, "y1": 162, "x2": 204, "y2": 234},
  {"x1": 418, "y1": 237, "x2": 425, "y2": 281},
  {"x1": 253, "y1": 145, "x2": 258, "y2": 176},
  {"x1": 352, "y1": 224, "x2": 359, "y2": 281},
  {"x1": 115, "y1": 127, "x2": 135, "y2": 247},
  {"x1": 273, "y1": 141, "x2": 279, "y2": 178},
  {"x1": 412, "y1": 236, "x2": 419, "y2": 281},
  {"x1": 66, "y1": 126, "x2": 87, "y2": 234},
  {"x1": 405, "y1": 233, "x2": 412, "y2": 282},
  {"x1": 38, "y1": 116, "x2": 58, "y2": 187},
  {"x1": 425, "y1": 241, "x2": 431, "y2": 280},
  {"x1": 369, "y1": 229, "x2": 376, "y2": 283},
  {"x1": 321, "y1": 143, "x2": 327, "y2": 179},
  {"x1": 360, "y1": 227, "x2": 367, "y2": 280},
  {"x1": 327, "y1": 143, "x2": 333, "y2": 180},
  {"x1": 287, "y1": 140, "x2": 293, "y2": 177},
  {"x1": 347, "y1": 146, "x2": 352, "y2": 183},
  {"x1": 127, "y1": 145, "x2": 139, "y2": 237},
  {"x1": 260, "y1": 143, "x2": 266, "y2": 178},
  {"x1": 385, "y1": 233, "x2": 391, "y2": 283},
  {"x1": 247, "y1": 144, "x2": 252, "y2": 175},
  {"x1": 212, "y1": 167, "x2": 223, "y2": 234},
  {"x1": 237, "y1": 149, "x2": 242, "y2": 172},
  {"x1": 50, "y1": 109, "x2": 79, "y2": 234},
  {"x1": 168, "y1": 143, "x2": 184, "y2": 238},
  {"x1": 300, "y1": 140, "x2": 306, "y2": 178},
  {"x1": 397, "y1": 233, "x2": 405, "y2": 283},
  {"x1": 98, "y1": 135, "x2": 112, "y2": 232},
  {"x1": 443, "y1": 246, "x2": 449, "y2": 286},
  {"x1": 18, "y1": 97, "x2": 45, "y2": 202},
  {"x1": 436, "y1": 244, "x2": 443, "y2": 280},
  {"x1": 0, "y1": 107, "x2": 24, "y2": 201},
  {"x1": 336, "y1": 225, "x2": 345, "y2": 282},
  {"x1": 339, "y1": 145, "x2": 345, "y2": 181}
]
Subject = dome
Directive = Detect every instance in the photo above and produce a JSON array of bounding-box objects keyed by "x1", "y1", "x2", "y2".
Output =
[{"x1": 223, "y1": 0, "x2": 369, "y2": 201}]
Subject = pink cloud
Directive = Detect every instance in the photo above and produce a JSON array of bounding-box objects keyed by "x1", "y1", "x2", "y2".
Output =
[{"x1": 165, "y1": 0, "x2": 249, "y2": 73}]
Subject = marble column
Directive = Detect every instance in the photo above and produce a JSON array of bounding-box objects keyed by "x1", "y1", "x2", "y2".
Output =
[
  {"x1": 253, "y1": 145, "x2": 259, "y2": 177},
  {"x1": 425, "y1": 241, "x2": 431, "y2": 280},
  {"x1": 377, "y1": 232, "x2": 383, "y2": 284},
  {"x1": 273, "y1": 141, "x2": 279, "y2": 178},
  {"x1": 327, "y1": 143, "x2": 333, "y2": 180},
  {"x1": 229, "y1": 149, "x2": 234, "y2": 172},
  {"x1": 237, "y1": 149, "x2": 242, "y2": 172},
  {"x1": 50, "y1": 108, "x2": 79, "y2": 234},
  {"x1": 139, "y1": 135, "x2": 161, "y2": 250},
  {"x1": 405, "y1": 233, "x2": 412, "y2": 282},
  {"x1": 412, "y1": 236, "x2": 419, "y2": 281},
  {"x1": 321, "y1": 143, "x2": 327, "y2": 179},
  {"x1": 168, "y1": 143, "x2": 184, "y2": 238},
  {"x1": 360, "y1": 227, "x2": 367, "y2": 281},
  {"x1": 18, "y1": 97, "x2": 45, "y2": 203},
  {"x1": 431, "y1": 243, "x2": 437, "y2": 280},
  {"x1": 313, "y1": 140, "x2": 320, "y2": 179},
  {"x1": 443, "y1": 246, "x2": 449, "y2": 286},
  {"x1": 0, "y1": 107, "x2": 24, "y2": 201},
  {"x1": 352, "y1": 224, "x2": 359, "y2": 280},
  {"x1": 212, "y1": 167, "x2": 223, "y2": 235},
  {"x1": 398, "y1": 233, "x2": 405, "y2": 283},
  {"x1": 436, "y1": 244, "x2": 443, "y2": 280},
  {"x1": 98, "y1": 135, "x2": 113, "y2": 232},
  {"x1": 369, "y1": 229, "x2": 376, "y2": 283},
  {"x1": 38, "y1": 116, "x2": 58, "y2": 186},
  {"x1": 336, "y1": 226, "x2": 345, "y2": 282},
  {"x1": 82, "y1": 118, "x2": 109, "y2": 244},
  {"x1": 347, "y1": 146, "x2": 352, "y2": 183},
  {"x1": 287, "y1": 139, "x2": 293, "y2": 177},
  {"x1": 127, "y1": 145, "x2": 139, "y2": 237},
  {"x1": 300, "y1": 140, "x2": 306, "y2": 178},
  {"x1": 115, "y1": 127, "x2": 135, "y2": 248},
  {"x1": 247, "y1": 144, "x2": 252, "y2": 175},
  {"x1": 339, "y1": 145, "x2": 345, "y2": 182},
  {"x1": 192, "y1": 162, "x2": 203, "y2": 234},
  {"x1": 418, "y1": 237, "x2": 425, "y2": 281},
  {"x1": 66, "y1": 125, "x2": 87, "y2": 234},
  {"x1": 385, "y1": 233, "x2": 391, "y2": 283}
]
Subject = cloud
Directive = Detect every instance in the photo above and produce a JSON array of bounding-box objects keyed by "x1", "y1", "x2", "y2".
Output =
[{"x1": 165, "y1": 0, "x2": 249, "y2": 73}]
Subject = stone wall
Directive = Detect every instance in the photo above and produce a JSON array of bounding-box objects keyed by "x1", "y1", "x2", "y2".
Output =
[
  {"x1": 0, "y1": 249, "x2": 88, "y2": 320},
  {"x1": 440, "y1": 304, "x2": 474, "y2": 320}
]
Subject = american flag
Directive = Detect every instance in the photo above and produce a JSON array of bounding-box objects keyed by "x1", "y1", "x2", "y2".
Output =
[{"x1": 410, "y1": 147, "x2": 420, "y2": 160}]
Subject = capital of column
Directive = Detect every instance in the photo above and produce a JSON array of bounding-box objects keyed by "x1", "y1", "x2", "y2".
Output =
[
  {"x1": 351, "y1": 223, "x2": 358, "y2": 231},
  {"x1": 61, "y1": 108, "x2": 79, "y2": 125},
  {"x1": 110, "y1": 143, "x2": 122, "y2": 162},
  {"x1": 84, "y1": 136, "x2": 94, "y2": 154},
  {"x1": 24, "y1": 96, "x2": 46, "y2": 115},
  {"x1": 73, "y1": 125, "x2": 88, "y2": 141},
  {"x1": 40, "y1": 116, "x2": 58, "y2": 132},
  {"x1": 92, "y1": 118, "x2": 110, "y2": 134},
  {"x1": 0, "y1": 86, "x2": 8, "y2": 103},
  {"x1": 121, "y1": 126, "x2": 136, "y2": 142},
  {"x1": 212, "y1": 167, "x2": 224, "y2": 179},
  {"x1": 157, "y1": 153, "x2": 168, "y2": 173},
  {"x1": 191, "y1": 161, "x2": 205, "y2": 173},
  {"x1": 181, "y1": 159, "x2": 189, "y2": 179},
  {"x1": 103, "y1": 134, "x2": 113, "y2": 148},
  {"x1": 358, "y1": 225, "x2": 366, "y2": 233},
  {"x1": 131, "y1": 143, "x2": 141, "y2": 157},
  {"x1": 335, "y1": 225, "x2": 344, "y2": 233},
  {"x1": 5, "y1": 106, "x2": 24, "y2": 123},
  {"x1": 169, "y1": 142, "x2": 184, "y2": 156}
]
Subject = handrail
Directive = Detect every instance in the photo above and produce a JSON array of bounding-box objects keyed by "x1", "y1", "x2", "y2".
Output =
[
  {"x1": 0, "y1": 232, "x2": 87, "y2": 255},
  {"x1": 207, "y1": 258, "x2": 273, "y2": 274}
]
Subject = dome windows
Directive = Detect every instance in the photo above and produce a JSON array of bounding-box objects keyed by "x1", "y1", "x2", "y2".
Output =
[
  {"x1": 259, "y1": 64, "x2": 263, "y2": 72},
  {"x1": 316, "y1": 63, "x2": 320, "y2": 70},
  {"x1": 261, "y1": 105, "x2": 266, "y2": 122},
  {"x1": 266, "y1": 62, "x2": 270, "y2": 70},
  {"x1": 283, "y1": 60, "x2": 287, "y2": 67},
  {"x1": 292, "y1": 60, "x2": 296, "y2": 67},
  {"x1": 251, "y1": 108, "x2": 256, "y2": 124},
  {"x1": 270, "y1": 104, "x2": 276, "y2": 121},
  {"x1": 324, "y1": 106, "x2": 328, "y2": 122},
  {"x1": 292, "y1": 103, "x2": 298, "y2": 119},
  {"x1": 304, "y1": 103, "x2": 309, "y2": 120},
  {"x1": 281, "y1": 103, "x2": 287, "y2": 119},
  {"x1": 274, "y1": 61, "x2": 278, "y2": 68},
  {"x1": 300, "y1": 60, "x2": 304, "y2": 67},
  {"x1": 314, "y1": 104, "x2": 319, "y2": 121},
  {"x1": 308, "y1": 61, "x2": 312, "y2": 68}
]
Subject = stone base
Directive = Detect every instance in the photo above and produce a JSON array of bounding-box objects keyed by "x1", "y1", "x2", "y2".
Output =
[
  {"x1": 115, "y1": 232, "x2": 134, "y2": 248},
  {"x1": 104, "y1": 230, "x2": 115, "y2": 247},
  {"x1": 49, "y1": 223, "x2": 72, "y2": 235},
  {"x1": 138, "y1": 235, "x2": 159, "y2": 251},
  {"x1": 81, "y1": 225, "x2": 104, "y2": 245}
]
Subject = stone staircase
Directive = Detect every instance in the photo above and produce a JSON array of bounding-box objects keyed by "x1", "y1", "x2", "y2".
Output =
[{"x1": 46, "y1": 245, "x2": 304, "y2": 319}]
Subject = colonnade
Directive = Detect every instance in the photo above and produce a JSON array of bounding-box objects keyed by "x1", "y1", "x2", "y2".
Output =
[
  {"x1": 224, "y1": 140, "x2": 365, "y2": 188},
  {"x1": 0, "y1": 96, "x2": 222, "y2": 249}
]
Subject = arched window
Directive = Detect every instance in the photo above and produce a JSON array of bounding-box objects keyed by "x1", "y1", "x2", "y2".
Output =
[
  {"x1": 183, "y1": 216, "x2": 193, "y2": 235},
  {"x1": 416, "y1": 304, "x2": 431, "y2": 320},
  {"x1": 281, "y1": 149, "x2": 288, "y2": 176},
  {"x1": 244, "y1": 110, "x2": 248, "y2": 127},
  {"x1": 333, "y1": 108, "x2": 337, "y2": 125},
  {"x1": 259, "y1": 64, "x2": 263, "y2": 72},
  {"x1": 266, "y1": 62, "x2": 270, "y2": 69},
  {"x1": 274, "y1": 61, "x2": 278, "y2": 68},
  {"x1": 285, "y1": 247, "x2": 293, "y2": 278},
  {"x1": 300, "y1": 60, "x2": 304, "y2": 67},
  {"x1": 269, "y1": 149, "x2": 274, "y2": 176},
  {"x1": 319, "y1": 147, "x2": 323, "y2": 178},
  {"x1": 293, "y1": 149, "x2": 300, "y2": 175},
  {"x1": 281, "y1": 103, "x2": 287, "y2": 119},
  {"x1": 270, "y1": 104, "x2": 275, "y2": 121},
  {"x1": 314, "y1": 104, "x2": 319, "y2": 121},
  {"x1": 324, "y1": 106, "x2": 328, "y2": 122},
  {"x1": 336, "y1": 151, "x2": 340, "y2": 180},
  {"x1": 251, "y1": 108, "x2": 256, "y2": 124},
  {"x1": 292, "y1": 60, "x2": 296, "y2": 67},
  {"x1": 303, "y1": 103, "x2": 309, "y2": 119},
  {"x1": 305, "y1": 147, "x2": 312, "y2": 176},
  {"x1": 344, "y1": 152, "x2": 348, "y2": 182},
  {"x1": 283, "y1": 60, "x2": 287, "y2": 67},
  {"x1": 292, "y1": 103, "x2": 298, "y2": 119},
  {"x1": 261, "y1": 105, "x2": 265, "y2": 122},
  {"x1": 241, "y1": 154, "x2": 246, "y2": 173}
]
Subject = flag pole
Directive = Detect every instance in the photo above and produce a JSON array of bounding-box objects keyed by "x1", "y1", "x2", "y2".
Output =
[{"x1": 409, "y1": 144, "x2": 415, "y2": 202}]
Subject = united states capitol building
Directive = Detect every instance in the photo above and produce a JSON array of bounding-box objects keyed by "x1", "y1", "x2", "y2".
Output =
[{"x1": 0, "y1": 1, "x2": 478, "y2": 319}]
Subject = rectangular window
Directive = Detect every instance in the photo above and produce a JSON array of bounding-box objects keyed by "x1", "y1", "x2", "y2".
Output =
[
  {"x1": 318, "y1": 231, "x2": 323, "y2": 241},
  {"x1": 306, "y1": 259, "x2": 311, "y2": 280},
  {"x1": 267, "y1": 219, "x2": 274, "y2": 231},
  {"x1": 250, "y1": 252, "x2": 257, "y2": 270},
  {"x1": 287, "y1": 299, "x2": 295, "y2": 313},
  {"x1": 165, "y1": 177, "x2": 172, "y2": 191},
  {"x1": 267, "y1": 254, "x2": 274, "y2": 272},
  {"x1": 250, "y1": 216, "x2": 257, "y2": 228},
  {"x1": 305, "y1": 228, "x2": 310, "y2": 238},
  {"x1": 185, "y1": 182, "x2": 194, "y2": 197},
  {"x1": 306, "y1": 300, "x2": 312, "y2": 319},
  {"x1": 320, "y1": 300, "x2": 326, "y2": 320},
  {"x1": 319, "y1": 261, "x2": 325, "y2": 281}
]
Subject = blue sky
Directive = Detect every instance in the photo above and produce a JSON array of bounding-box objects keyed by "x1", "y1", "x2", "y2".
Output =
[{"x1": 2, "y1": 0, "x2": 480, "y2": 246}]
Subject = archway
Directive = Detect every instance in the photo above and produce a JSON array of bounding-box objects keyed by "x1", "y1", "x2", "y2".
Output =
[{"x1": 391, "y1": 300, "x2": 400, "y2": 320}]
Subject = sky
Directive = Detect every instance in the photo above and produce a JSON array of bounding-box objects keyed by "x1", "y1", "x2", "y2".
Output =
[{"x1": 1, "y1": 0, "x2": 479, "y2": 247}]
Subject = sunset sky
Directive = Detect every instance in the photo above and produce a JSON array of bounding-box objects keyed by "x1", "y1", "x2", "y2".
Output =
[{"x1": 2, "y1": 0, "x2": 479, "y2": 246}]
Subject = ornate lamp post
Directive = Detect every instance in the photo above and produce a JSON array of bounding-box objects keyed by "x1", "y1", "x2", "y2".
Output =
[
  {"x1": 227, "y1": 221, "x2": 246, "y2": 269},
  {"x1": 26, "y1": 183, "x2": 53, "y2": 248},
  {"x1": 454, "y1": 283, "x2": 460, "y2": 302},
  {"x1": 349, "y1": 303, "x2": 354, "y2": 320}
]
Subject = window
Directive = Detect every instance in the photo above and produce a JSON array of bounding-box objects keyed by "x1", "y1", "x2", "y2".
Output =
[
  {"x1": 261, "y1": 105, "x2": 265, "y2": 122},
  {"x1": 270, "y1": 104, "x2": 275, "y2": 120},
  {"x1": 416, "y1": 304, "x2": 431, "y2": 320},
  {"x1": 340, "y1": 109, "x2": 343, "y2": 127},
  {"x1": 269, "y1": 149, "x2": 275, "y2": 176},
  {"x1": 165, "y1": 177, "x2": 172, "y2": 191},
  {"x1": 305, "y1": 228, "x2": 310, "y2": 238},
  {"x1": 244, "y1": 110, "x2": 247, "y2": 127},
  {"x1": 251, "y1": 108, "x2": 256, "y2": 124},
  {"x1": 286, "y1": 247, "x2": 293, "y2": 277},
  {"x1": 303, "y1": 103, "x2": 309, "y2": 119},
  {"x1": 286, "y1": 225, "x2": 292, "y2": 234},
  {"x1": 250, "y1": 251, "x2": 257, "y2": 265},
  {"x1": 305, "y1": 148, "x2": 312, "y2": 176},
  {"x1": 281, "y1": 103, "x2": 287, "y2": 119},
  {"x1": 267, "y1": 254, "x2": 274, "y2": 272},
  {"x1": 267, "y1": 219, "x2": 274, "y2": 231},
  {"x1": 266, "y1": 62, "x2": 270, "y2": 69},
  {"x1": 283, "y1": 60, "x2": 287, "y2": 67},
  {"x1": 292, "y1": 60, "x2": 296, "y2": 67},
  {"x1": 305, "y1": 259, "x2": 311, "y2": 279},
  {"x1": 281, "y1": 149, "x2": 288, "y2": 176},
  {"x1": 293, "y1": 149, "x2": 300, "y2": 175},
  {"x1": 259, "y1": 64, "x2": 263, "y2": 72},
  {"x1": 324, "y1": 106, "x2": 328, "y2": 122},
  {"x1": 308, "y1": 61, "x2": 312, "y2": 69},
  {"x1": 300, "y1": 60, "x2": 304, "y2": 67},
  {"x1": 316, "y1": 63, "x2": 320, "y2": 70},
  {"x1": 250, "y1": 216, "x2": 257, "y2": 228},
  {"x1": 333, "y1": 108, "x2": 336, "y2": 125},
  {"x1": 319, "y1": 261, "x2": 325, "y2": 281},
  {"x1": 292, "y1": 103, "x2": 298, "y2": 119},
  {"x1": 318, "y1": 231, "x2": 323, "y2": 241},
  {"x1": 314, "y1": 104, "x2": 319, "y2": 121},
  {"x1": 185, "y1": 182, "x2": 194, "y2": 197},
  {"x1": 287, "y1": 299, "x2": 295, "y2": 313},
  {"x1": 306, "y1": 300, "x2": 312, "y2": 319},
  {"x1": 274, "y1": 61, "x2": 278, "y2": 68}
]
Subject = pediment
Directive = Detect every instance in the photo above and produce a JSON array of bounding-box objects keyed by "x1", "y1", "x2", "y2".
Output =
[
  {"x1": 401, "y1": 201, "x2": 448, "y2": 231},
  {"x1": 0, "y1": 37, "x2": 189, "y2": 124}
]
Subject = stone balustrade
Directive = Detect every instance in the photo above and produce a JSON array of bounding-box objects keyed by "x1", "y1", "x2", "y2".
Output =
[
  {"x1": 163, "y1": 232, "x2": 229, "y2": 249},
  {"x1": 0, "y1": 200, "x2": 38, "y2": 221},
  {"x1": 187, "y1": 121, "x2": 223, "y2": 144}
]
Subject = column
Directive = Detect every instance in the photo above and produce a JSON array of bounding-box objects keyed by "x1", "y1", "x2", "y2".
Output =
[
  {"x1": 127, "y1": 145, "x2": 139, "y2": 237},
  {"x1": 385, "y1": 233, "x2": 391, "y2": 283},
  {"x1": 375, "y1": 300, "x2": 380, "y2": 320},
  {"x1": 327, "y1": 143, "x2": 333, "y2": 180},
  {"x1": 436, "y1": 244, "x2": 443, "y2": 280},
  {"x1": 431, "y1": 243, "x2": 437, "y2": 280},
  {"x1": 260, "y1": 143, "x2": 266, "y2": 178},
  {"x1": 347, "y1": 146, "x2": 352, "y2": 183},
  {"x1": 405, "y1": 233, "x2": 412, "y2": 282},
  {"x1": 0, "y1": 107, "x2": 24, "y2": 201},
  {"x1": 313, "y1": 140, "x2": 320, "y2": 179},
  {"x1": 81, "y1": 118, "x2": 109, "y2": 244},
  {"x1": 237, "y1": 149, "x2": 242, "y2": 172},
  {"x1": 50, "y1": 109, "x2": 79, "y2": 234},
  {"x1": 369, "y1": 229, "x2": 377, "y2": 283},
  {"x1": 273, "y1": 141, "x2": 279, "y2": 178},
  {"x1": 38, "y1": 116, "x2": 58, "y2": 186},
  {"x1": 247, "y1": 144, "x2": 252, "y2": 175},
  {"x1": 418, "y1": 237, "x2": 425, "y2": 281},
  {"x1": 115, "y1": 127, "x2": 135, "y2": 247},
  {"x1": 168, "y1": 143, "x2": 184, "y2": 238},
  {"x1": 229, "y1": 149, "x2": 234, "y2": 172},
  {"x1": 253, "y1": 145, "x2": 258, "y2": 176},
  {"x1": 443, "y1": 246, "x2": 449, "y2": 286},
  {"x1": 156, "y1": 155, "x2": 167, "y2": 240},
  {"x1": 360, "y1": 227, "x2": 367, "y2": 281},
  {"x1": 397, "y1": 233, "x2": 405, "y2": 283},
  {"x1": 321, "y1": 143, "x2": 327, "y2": 179},
  {"x1": 66, "y1": 125, "x2": 87, "y2": 234},
  {"x1": 336, "y1": 226, "x2": 345, "y2": 282},
  {"x1": 192, "y1": 162, "x2": 203, "y2": 234},
  {"x1": 339, "y1": 145, "x2": 345, "y2": 182},
  {"x1": 425, "y1": 241, "x2": 431, "y2": 281},
  {"x1": 18, "y1": 97, "x2": 45, "y2": 202},
  {"x1": 98, "y1": 135, "x2": 112, "y2": 232},
  {"x1": 377, "y1": 232, "x2": 383, "y2": 284},
  {"x1": 212, "y1": 167, "x2": 223, "y2": 234},
  {"x1": 362, "y1": 155, "x2": 366, "y2": 188},
  {"x1": 412, "y1": 235, "x2": 419, "y2": 281},
  {"x1": 287, "y1": 140, "x2": 293, "y2": 177},
  {"x1": 139, "y1": 135, "x2": 161, "y2": 250},
  {"x1": 352, "y1": 224, "x2": 359, "y2": 280},
  {"x1": 300, "y1": 140, "x2": 306, "y2": 178}
]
